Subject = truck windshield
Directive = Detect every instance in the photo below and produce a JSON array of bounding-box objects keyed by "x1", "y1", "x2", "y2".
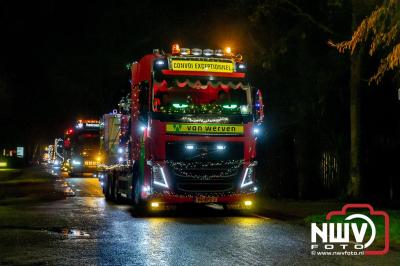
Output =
[
  {"x1": 152, "y1": 78, "x2": 252, "y2": 115},
  {"x1": 76, "y1": 133, "x2": 99, "y2": 149}
]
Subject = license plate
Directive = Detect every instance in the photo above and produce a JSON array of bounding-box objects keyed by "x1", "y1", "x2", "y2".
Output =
[{"x1": 195, "y1": 196, "x2": 218, "y2": 203}]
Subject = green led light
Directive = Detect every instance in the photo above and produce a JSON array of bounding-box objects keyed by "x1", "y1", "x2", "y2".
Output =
[
  {"x1": 222, "y1": 104, "x2": 238, "y2": 109},
  {"x1": 172, "y1": 103, "x2": 189, "y2": 108}
]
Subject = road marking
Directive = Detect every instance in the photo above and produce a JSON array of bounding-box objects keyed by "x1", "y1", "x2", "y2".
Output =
[{"x1": 252, "y1": 214, "x2": 271, "y2": 220}]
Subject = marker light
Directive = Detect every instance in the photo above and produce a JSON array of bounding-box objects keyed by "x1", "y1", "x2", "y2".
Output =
[
  {"x1": 238, "y1": 63, "x2": 246, "y2": 69},
  {"x1": 203, "y1": 49, "x2": 214, "y2": 56},
  {"x1": 225, "y1": 47, "x2": 232, "y2": 54},
  {"x1": 215, "y1": 49, "x2": 224, "y2": 56},
  {"x1": 216, "y1": 145, "x2": 226, "y2": 150},
  {"x1": 185, "y1": 144, "x2": 195, "y2": 150},
  {"x1": 172, "y1": 103, "x2": 188, "y2": 108},
  {"x1": 240, "y1": 105, "x2": 249, "y2": 114},
  {"x1": 151, "y1": 202, "x2": 160, "y2": 208},
  {"x1": 192, "y1": 48, "x2": 202, "y2": 56},
  {"x1": 180, "y1": 48, "x2": 190, "y2": 55},
  {"x1": 155, "y1": 60, "x2": 165, "y2": 66},
  {"x1": 253, "y1": 126, "x2": 261, "y2": 135},
  {"x1": 172, "y1": 43, "x2": 180, "y2": 54},
  {"x1": 222, "y1": 104, "x2": 238, "y2": 109},
  {"x1": 244, "y1": 200, "x2": 253, "y2": 206}
]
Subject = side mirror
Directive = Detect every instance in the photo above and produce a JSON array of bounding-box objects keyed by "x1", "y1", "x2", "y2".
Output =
[{"x1": 255, "y1": 89, "x2": 264, "y2": 124}]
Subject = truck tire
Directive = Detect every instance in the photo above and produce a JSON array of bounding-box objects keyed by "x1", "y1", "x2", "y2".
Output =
[
  {"x1": 68, "y1": 171, "x2": 76, "y2": 177},
  {"x1": 133, "y1": 178, "x2": 147, "y2": 214},
  {"x1": 105, "y1": 174, "x2": 114, "y2": 201},
  {"x1": 113, "y1": 174, "x2": 122, "y2": 203}
]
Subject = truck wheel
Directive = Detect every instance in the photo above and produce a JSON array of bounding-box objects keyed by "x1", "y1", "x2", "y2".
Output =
[
  {"x1": 68, "y1": 172, "x2": 76, "y2": 177},
  {"x1": 133, "y1": 178, "x2": 146, "y2": 213},
  {"x1": 113, "y1": 175, "x2": 122, "y2": 203},
  {"x1": 105, "y1": 174, "x2": 114, "y2": 201}
]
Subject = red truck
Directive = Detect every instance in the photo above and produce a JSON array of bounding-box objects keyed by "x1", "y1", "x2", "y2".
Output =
[{"x1": 99, "y1": 44, "x2": 264, "y2": 211}]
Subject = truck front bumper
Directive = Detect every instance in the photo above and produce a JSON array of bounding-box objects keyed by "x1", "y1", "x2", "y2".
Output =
[{"x1": 146, "y1": 192, "x2": 256, "y2": 210}]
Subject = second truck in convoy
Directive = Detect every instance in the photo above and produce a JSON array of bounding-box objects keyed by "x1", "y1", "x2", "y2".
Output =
[
  {"x1": 99, "y1": 44, "x2": 264, "y2": 210},
  {"x1": 63, "y1": 120, "x2": 101, "y2": 176}
]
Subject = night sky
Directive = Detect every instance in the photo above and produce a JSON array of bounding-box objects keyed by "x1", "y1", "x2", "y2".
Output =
[
  {"x1": 1, "y1": 0, "x2": 249, "y2": 148},
  {"x1": 2, "y1": 1, "x2": 399, "y2": 200}
]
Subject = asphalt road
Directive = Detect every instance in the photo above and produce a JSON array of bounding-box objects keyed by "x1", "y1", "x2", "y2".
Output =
[{"x1": 0, "y1": 172, "x2": 399, "y2": 265}]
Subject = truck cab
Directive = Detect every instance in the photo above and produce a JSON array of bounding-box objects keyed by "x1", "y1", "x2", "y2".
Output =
[
  {"x1": 101, "y1": 45, "x2": 264, "y2": 210},
  {"x1": 63, "y1": 120, "x2": 101, "y2": 176}
]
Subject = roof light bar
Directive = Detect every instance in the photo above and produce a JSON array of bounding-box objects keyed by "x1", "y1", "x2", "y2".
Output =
[
  {"x1": 214, "y1": 49, "x2": 224, "y2": 56},
  {"x1": 180, "y1": 48, "x2": 191, "y2": 55},
  {"x1": 203, "y1": 49, "x2": 214, "y2": 56},
  {"x1": 192, "y1": 48, "x2": 202, "y2": 56}
]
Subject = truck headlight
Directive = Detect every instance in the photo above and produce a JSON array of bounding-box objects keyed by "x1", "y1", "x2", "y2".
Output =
[
  {"x1": 72, "y1": 159, "x2": 81, "y2": 166},
  {"x1": 152, "y1": 165, "x2": 168, "y2": 188},
  {"x1": 241, "y1": 167, "x2": 254, "y2": 188}
]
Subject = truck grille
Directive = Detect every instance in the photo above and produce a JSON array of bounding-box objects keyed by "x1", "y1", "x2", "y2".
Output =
[{"x1": 167, "y1": 160, "x2": 243, "y2": 193}]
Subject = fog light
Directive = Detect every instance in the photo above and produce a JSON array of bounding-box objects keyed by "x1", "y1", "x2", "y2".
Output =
[
  {"x1": 151, "y1": 202, "x2": 160, "y2": 208},
  {"x1": 244, "y1": 200, "x2": 253, "y2": 206}
]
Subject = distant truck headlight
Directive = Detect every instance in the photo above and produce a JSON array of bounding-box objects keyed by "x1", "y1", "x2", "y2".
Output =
[{"x1": 72, "y1": 159, "x2": 81, "y2": 166}]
